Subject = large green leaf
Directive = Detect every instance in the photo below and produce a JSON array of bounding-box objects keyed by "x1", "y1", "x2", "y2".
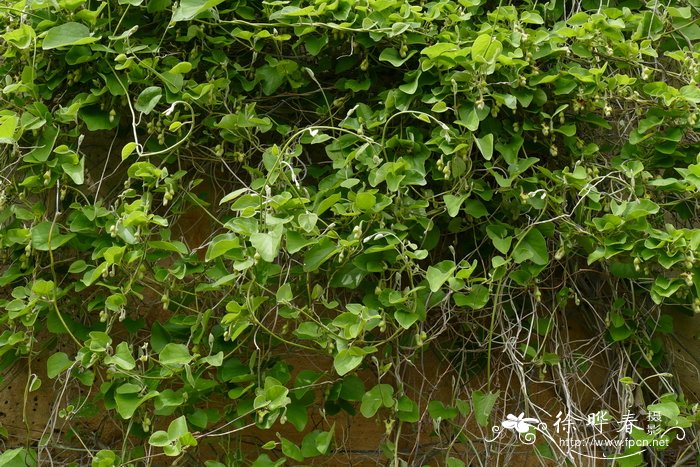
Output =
[
  {"x1": 135, "y1": 86, "x2": 163, "y2": 114},
  {"x1": 47, "y1": 352, "x2": 72, "y2": 378},
  {"x1": 42, "y1": 22, "x2": 99, "y2": 49},
  {"x1": 428, "y1": 400, "x2": 459, "y2": 420},
  {"x1": 472, "y1": 390, "x2": 499, "y2": 427},
  {"x1": 360, "y1": 384, "x2": 395, "y2": 418},
  {"x1": 333, "y1": 347, "x2": 365, "y2": 376},
  {"x1": 379, "y1": 48, "x2": 417, "y2": 67},
  {"x1": 426, "y1": 260, "x2": 456, "y2": 292},
  {"x1": 159, "y1": 343, "x2": 192, "y2": 366},
  {"x1": 251, "y1": 228, "x2": 283, "y2": 262},
  {"x1": 79, "y1": 106, "x2": 118, "y2": 131},
  {"x1": 3, "y1": 24, "x2": 35, "y2": 49},
  {"x1": 206, "y1": 234, "x2": 240, "y2": 262},
  {"x1": 31, "y1": 222, "x2": 75, "y2": 251},
  {"x1": 397, "y1": 396, "x2": 420, "y2": 423},
  {"x1": 512, "y1": 228, "x2": 549, "y2": 266},
  {"x1": 104, "y1": 342, "x2": 136, "y2": 371},
  {"x1": 471, "y1": 34, "x2": 503, "y2": 64},
  {"x1": 444, "y1": 194, "x2": 466, "y2": 217},
  {"x1": 486, "y1": 224, "x2": 512, "y2": 254},
  {"x1": 256, "y1": 65, "x2": 286, "y2": 96},
  {"x1": 172, "y1": 0, "x2": 226, "y2": 21},
  {"x1": 303, "y1": 237, "x2": 337, "y2": 272},
  {"x1": 0, "y1": 115, "x2": 18, "y2": 144},
  {"x1": 453, "y1": 285, "x2": 490, "y2": 309},
  {"x1": 115, "y1": 385, "x2": 159, "y2": 419},
  {"x1": 0, "y1": 448, "x2": 37, "y2": 467},
  {"x1": 61, "y1": 156, "x2": 85, "y2": 185},
  {"x1": 475, "y1": 133, "x2": 494, "y2": 160}
]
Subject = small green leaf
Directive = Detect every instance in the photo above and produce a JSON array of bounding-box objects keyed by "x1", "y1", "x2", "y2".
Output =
[
  {"x1": 315, "y1": 427, "x2": 333, "y2": 454},
  {"x1": 521, "y1": 11, "x2": 544, "y2": 24},
  {"x1": 555, "y1": 123, "x2": 577, "y2": 137},
  {"x1": 61, "y1": 157, "x2": 85, "y2": 185},
  {"x1": 486, "y1": 225, "x2": 512, "y2": 254},
  {"x1": 68, "y1": 260, "x2": 88, "y2": 274},
  {"x1": 205, "y1": 234, "x2": 241, "y2": 261},
  {"x1": 398, "y1": 69, "x2": 421, "y2": 95},
  {"x1": 115, "y1": 387, "x2": 159, "y2": 419},
  {"x1": 0, "y1": 448, "x2": 37, "y2": 467},
  {"x1": 458, "y1": 107, "x2": 480, "y2": 131},
  {"x1": 147, "y1": 240, "x2": 188, "y2": 255},
  {"x1": 219, "y1": 188, "x2": 249, "y2": 205},
  {"x1": 304, "y1": 34, "x2": 328, "y2": 56},
  {"x1": 79, "y1": 106, "x2": 118, "y2": 131},
  {"x1": 647, "y1": 401, "x2": 680, "y2": 420},
  {"x1": 422, "y1": 42, "x2": 458, "y2": 59},
  {"x1": 206, "y1": 234, "x2": 240, "y2": 262},
  {"x1": 25, "y1": 125, "x2": 58, "y2": 161},
  {"x1": 464, "y1": 199, "x2": 488, "y2": 218},
  {"x1": 121, "y1": 142, "x2": 137, "y2": 160},
  {"x1": 256, "y1": 65, "x2": 286, "y2": 96},
  {"x1": 335, "y1": 377, "x2": 363, "y2": 402},
  {"x1": 609, "y1": 325, "x2": 633, "y2": 342},
  {"x1": 87, "y1": 332, "x2": 112, "y2": 352},
  {"x1": 394, "y1": 309, "x2": 419, "y2": 329},
  {"x1": 92, "y1": 450, "x2": 117, "y2": 467},
  {"x1": 251, "y1": 454, "x2": 285, "y2": 467},
  {"x1": 298, "y1": 212, "x2": 318, "y2": 232},
  {"x1": 82, "y1": 263, "x2": 108, "y2": 287}
]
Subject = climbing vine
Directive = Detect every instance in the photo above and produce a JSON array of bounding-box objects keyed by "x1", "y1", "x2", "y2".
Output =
[{"x1": 0, "y1": 0, "x2": 699, "y2": 465}]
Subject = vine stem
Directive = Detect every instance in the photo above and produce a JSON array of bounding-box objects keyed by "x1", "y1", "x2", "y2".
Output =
[{"x1": 47, "y1": 206, "x2": 81, "y2": 348}]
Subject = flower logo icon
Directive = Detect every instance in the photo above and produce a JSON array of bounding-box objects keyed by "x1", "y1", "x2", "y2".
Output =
[{"x1": 502, "y1": 413, "x2": 540, "y2": 433}]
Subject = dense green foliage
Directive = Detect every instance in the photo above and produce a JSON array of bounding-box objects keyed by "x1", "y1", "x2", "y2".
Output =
[{"x1": 1, "y1": 0, "x2": 700, "y2": 465}]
